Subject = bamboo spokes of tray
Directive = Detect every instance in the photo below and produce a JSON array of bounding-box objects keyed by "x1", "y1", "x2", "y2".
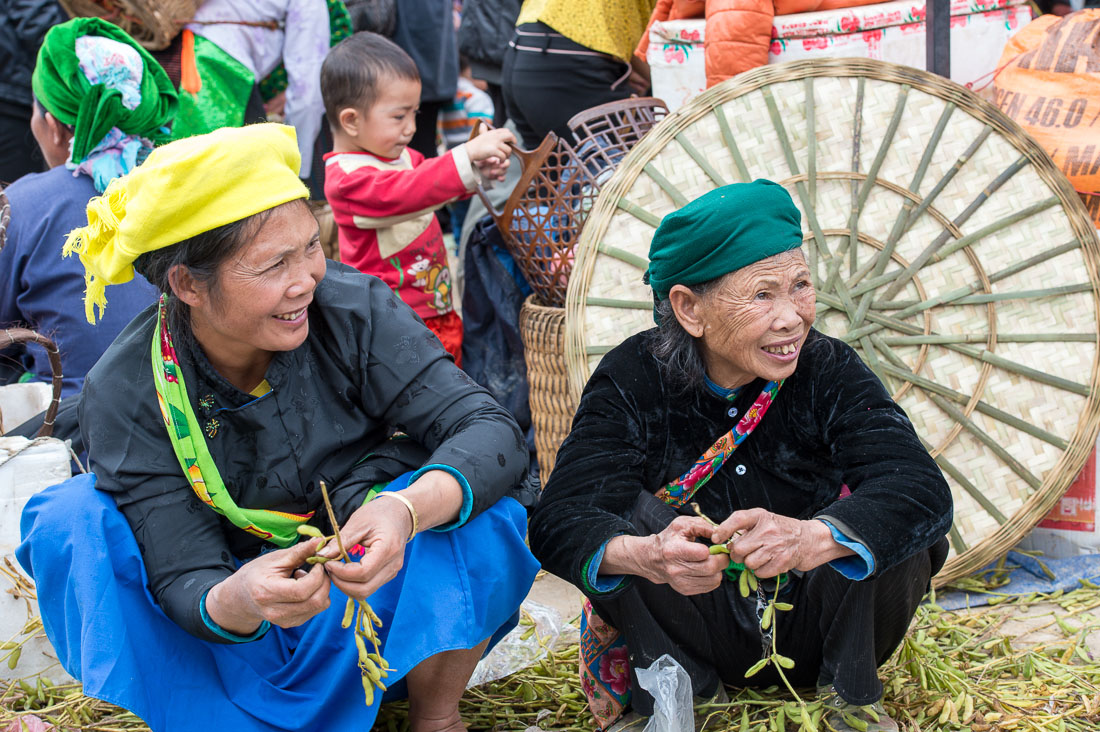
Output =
[{"x1": 563, "y1": 58, "x2": 1100, "y2": 586}]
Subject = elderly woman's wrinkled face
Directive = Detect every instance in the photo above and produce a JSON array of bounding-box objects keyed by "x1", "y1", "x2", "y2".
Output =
[
  {"x1": 685, "y1": 250, "x2": 816, "y2": 388},
  {"x1": 190, "y1": 202, "x2": 325, "y2": 364}
]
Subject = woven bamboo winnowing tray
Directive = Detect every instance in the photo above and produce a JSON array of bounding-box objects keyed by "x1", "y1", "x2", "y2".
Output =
[
  {"x1": 564, "y1": 59, "x2": 1100, "y2": 586},
  {"x1": 59, "y1": 0, "x2": 201, "y2": 50}
]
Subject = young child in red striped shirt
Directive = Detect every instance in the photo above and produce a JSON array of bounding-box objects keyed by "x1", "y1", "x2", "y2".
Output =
[{"x1": 320, "y1": 32, "x2": 514, "y2": 365}]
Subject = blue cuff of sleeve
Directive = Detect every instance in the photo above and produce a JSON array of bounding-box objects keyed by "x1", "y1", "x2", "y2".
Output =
[
  {"x1": 818, "y1": 519, "x2": 875, "y2": 580},
  {"x1": 199, "y1": 589, "x2": 270, "y2": 643},
  {"x1": 582, "y1": 537, "x2": 628, "y2": 594},
  {"x1": 408, "y1": 464, "x2": 472, "y2": 531}
]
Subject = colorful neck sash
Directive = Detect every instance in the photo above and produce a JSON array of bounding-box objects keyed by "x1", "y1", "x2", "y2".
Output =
[
  {"x1": 150, "y1": 296, "x2": 313, "y2": 546},
  {"x1": 655, "y1": 378, "x2": 784, "y2": 506}
]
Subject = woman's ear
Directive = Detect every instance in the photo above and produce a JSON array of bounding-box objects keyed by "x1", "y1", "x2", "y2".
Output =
[
  {"x1": 43, "y1": 111, "x2": 72, "y2": 149},
  {"x1": 167, "y1": 264, "x2": 204, "y2": 309},
  {"x1": 669, "y1": 284, "x2": 705, "y2": 338},
  {"x1": 337, "y1": 106, "x2": 361, "y2": 138}
]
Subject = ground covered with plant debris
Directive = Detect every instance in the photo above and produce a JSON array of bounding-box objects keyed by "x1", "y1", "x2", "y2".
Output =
[{"x1": 4, "y1": 561, "x2": 1100, "y2": 732}]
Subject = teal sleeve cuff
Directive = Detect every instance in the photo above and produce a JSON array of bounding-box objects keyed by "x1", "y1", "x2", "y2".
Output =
[
  {"x1": 581, "y1": 537, "x2": 628, "y2": 595},
  {"x1": 818, "y1": 519, "x2": 875, "y2": 580},
  {"x1": 200, "y1": 589, "x2": 270, "y2": 643},
  {"x1": 408, "y1": 464, "x2": 472, "y2": 531}
]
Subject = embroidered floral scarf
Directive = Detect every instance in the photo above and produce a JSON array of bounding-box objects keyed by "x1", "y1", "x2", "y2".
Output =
[{"x1": 150, "y1": 295, "x2": 313, "y2": 546}]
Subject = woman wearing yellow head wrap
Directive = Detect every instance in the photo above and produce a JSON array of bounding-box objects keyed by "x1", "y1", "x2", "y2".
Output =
[{"x1": 19, "y1": 123, "x2": 538, "y2": 732}]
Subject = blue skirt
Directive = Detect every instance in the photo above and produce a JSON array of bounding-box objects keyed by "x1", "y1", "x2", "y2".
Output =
[{"x1": 17, "y1": 472, "x2": 539, "y2": 732}]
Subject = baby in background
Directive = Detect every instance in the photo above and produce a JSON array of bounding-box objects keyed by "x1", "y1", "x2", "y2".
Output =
[{"x1": 321, "y1": 32, "x2": 514, "y2": 366}]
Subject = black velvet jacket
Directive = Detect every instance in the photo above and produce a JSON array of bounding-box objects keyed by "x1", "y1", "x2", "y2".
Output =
[
  {"x1": 529, "y1": 329, "x2": 953, "y2": 597},
  {"x1": 81, "y1": 262, "x2": 532, "y2": 641}
]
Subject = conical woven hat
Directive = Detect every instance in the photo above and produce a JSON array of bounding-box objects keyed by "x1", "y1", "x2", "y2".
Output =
[{"x1": 564, "y1": 59, "x2": 1100, "y2": 585}]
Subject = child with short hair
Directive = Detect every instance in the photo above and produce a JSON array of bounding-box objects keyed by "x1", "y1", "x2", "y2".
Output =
[{"x1": 321, "y1": 32, "x2": 513, "y2": 365}]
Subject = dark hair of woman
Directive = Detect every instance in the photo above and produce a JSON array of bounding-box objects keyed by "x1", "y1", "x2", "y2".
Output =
[{"x1": 649, "y1": 275, "x2": 727, "y2": 392}]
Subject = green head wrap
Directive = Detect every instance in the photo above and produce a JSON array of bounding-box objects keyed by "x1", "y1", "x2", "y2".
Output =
[
  {"x1": 31, "y1": 17, "x2": 177, "y2": 166},
  {"x1": 645, "y1": 180, "x2": 804, "y2": 307}
]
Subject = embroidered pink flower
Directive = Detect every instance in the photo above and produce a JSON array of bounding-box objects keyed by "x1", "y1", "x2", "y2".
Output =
[
  {"x1": 683, "y1": 29, "x2": 701, "y2": 42},
  {"x1": 581, "y1": 669, "x2": 597, "y2": 699},
  {"x1": 770, "y1": 40, "x2": 782, "y2": 55},
  {"x1": 739, "y1": 390, "x2": 772, "y2": 433},
  {"x1": 680, "y1": 460, "x2": 712, "y2": 489},
  {"x1": 840, "y1": 16, "x2": 860, "y2": 32},
  {"x1": 664, "y1": 47, "x2": 686, "y2": 64},
  {"x1": 598, "y1": 646, "x2": 632, "y2": 696}
]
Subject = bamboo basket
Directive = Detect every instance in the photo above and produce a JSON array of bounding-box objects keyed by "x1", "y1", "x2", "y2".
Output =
[
  {"x1": 474, "y1": 98, "x2": 667, "y2": 308},
  {"x1": 471, "y1": 100, "x2": 668, "y2": 480},
  {"x1": 59, "y1": 0, "x2": 201, "y2": 50},
  {"x1": 519, "y1": 296, "x2": 572, "y2": 480},
  {"x1": 0, "y1": 330, "x2": 63, "y2": 438},
  {"x1": 564, "y1": 59, "x2": 1100, "y2": 586}
]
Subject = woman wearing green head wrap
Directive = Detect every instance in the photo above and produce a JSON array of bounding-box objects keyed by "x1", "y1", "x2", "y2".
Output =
[
  {"x1": 0, "y1": 18, "x2": 168, "y2": 397},
  {"x1": 529, "y1": 180, "x2": 953, "y2": 731},
  {"x1": 31, "y1": 17, "x2": 177, "y2": 192}
]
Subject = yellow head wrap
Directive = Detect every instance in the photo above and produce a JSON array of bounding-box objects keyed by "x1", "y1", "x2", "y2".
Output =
[{"x1": 64, "y1": 123, "x2": 310, "y2": 324}]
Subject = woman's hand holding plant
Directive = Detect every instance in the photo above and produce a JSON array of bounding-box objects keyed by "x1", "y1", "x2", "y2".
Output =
[
  {"x1": 319, "y1": 497, "x2": 413, "y2": 600},
  {"x1": 602, "y1": 516, "x2": 729, "y2": 595},
  {"x1": 711, "y1": 508, "x2": 853, "y2": 578},
  {"x1": 205, "y1": 537, "x2": 332, "y2": 635}
]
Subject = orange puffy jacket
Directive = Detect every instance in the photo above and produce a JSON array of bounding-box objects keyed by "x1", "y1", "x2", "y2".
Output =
[{"x1": 637, "y1": 0, "x2": 885, "y2": 87}]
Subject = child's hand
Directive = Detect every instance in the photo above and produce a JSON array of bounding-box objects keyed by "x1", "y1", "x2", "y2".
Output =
[
  {"x1": 466, "y1": 127, "x2": 515, "y2": 164},
  {"x1": 476, "y1": 156, "x2": 510, "y2": 182}
]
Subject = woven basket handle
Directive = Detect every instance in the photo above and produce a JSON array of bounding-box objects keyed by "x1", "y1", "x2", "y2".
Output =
[
  {"x1": 1, "y1": 329, "x2": 63, "y2": 438},
  {"x1": 468, "y1": 119, "x2": 558, "y2": 234}
]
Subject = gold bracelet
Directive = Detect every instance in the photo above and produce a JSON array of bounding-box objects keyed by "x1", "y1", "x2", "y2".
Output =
[{"x1": 374, "y1": 491, "x2": 419, "y2": 542}]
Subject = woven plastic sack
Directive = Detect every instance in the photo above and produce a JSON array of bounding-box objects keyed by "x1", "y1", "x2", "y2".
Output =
[{"x1": 991, "y1": 11, "x2": 1100, "y2": 226}]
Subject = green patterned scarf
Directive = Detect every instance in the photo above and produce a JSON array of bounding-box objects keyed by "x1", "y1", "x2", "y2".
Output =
[
  {"x1": 150, "y1": 296, "x2": 313, "y2": 546},
  {"x1": 32, "y1": 17, "x2": 177, "y2": 165}
]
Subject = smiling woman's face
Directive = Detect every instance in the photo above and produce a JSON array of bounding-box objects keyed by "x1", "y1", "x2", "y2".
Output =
[
  {"x1": 184, "y1": 201, "x2": 325, "y2": 382},
  {"x1": 673, "y1": 250, "x2": 817, "y2": 389}
]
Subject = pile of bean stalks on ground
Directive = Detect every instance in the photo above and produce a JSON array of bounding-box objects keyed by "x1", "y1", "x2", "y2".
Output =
[{"x1": 5, "y1": 566, "x2": 1100, "y2": 731}]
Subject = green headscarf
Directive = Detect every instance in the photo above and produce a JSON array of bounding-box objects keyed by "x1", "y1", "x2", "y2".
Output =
[
  {"x1": 645, "y1": 180, "x2": 804, "y2": 304},
  {"x1": 31, "y1": 17, "x2": 177, "y2": 166}
]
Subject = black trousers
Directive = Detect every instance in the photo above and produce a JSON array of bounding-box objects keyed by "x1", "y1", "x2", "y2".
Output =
[
  {"x1": 592, "y1": 492, "x2": 948, "y2": 716},
  {"x1": 410, "y1": 100, "x2": 445, "y2": 159},
  {"x1": 500, "y1": 23, "x2": 632, "y2": 149}
]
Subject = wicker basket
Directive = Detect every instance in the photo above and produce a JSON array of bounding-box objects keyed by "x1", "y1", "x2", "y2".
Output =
[
  {"x1": 519, "y1": 296, "x2": 573, "y2": 480},
  {"x1": 59, "y1": 0, "x2": 201, "y2": 50},
  {"x1": 0, "y1": 329, "x2": 63, "y2": 438},
  {"x1": 565, "y1": 59, "x2": 1100, "y2": 586},
  {"x1": 474, "y1": 98, "x2": 668, "y2": 308}
]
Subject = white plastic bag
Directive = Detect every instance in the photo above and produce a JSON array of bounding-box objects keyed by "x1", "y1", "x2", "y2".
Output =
[
  {"x1": 467, "y1": 600, "x2": 569, "y2": 688},
  {"x1": 636, "y1": 654, "x2": 693, "y2": 732}
]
